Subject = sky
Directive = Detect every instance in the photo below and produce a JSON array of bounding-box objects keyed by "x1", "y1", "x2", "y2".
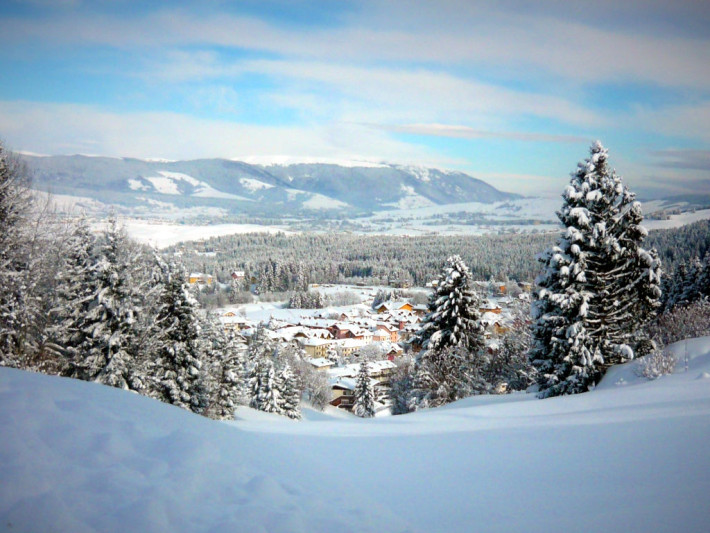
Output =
[{"x1": 0, "y1": 0, "x2": 708, "y2": 198}]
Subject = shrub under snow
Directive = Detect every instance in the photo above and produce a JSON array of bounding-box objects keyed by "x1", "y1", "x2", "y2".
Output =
[{"x1": 635, "y1": 349, "x2": 676, "y2": 380}]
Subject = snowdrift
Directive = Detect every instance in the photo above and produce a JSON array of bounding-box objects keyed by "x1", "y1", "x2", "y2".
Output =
[{"x1": 2, "y1": 338, "x2": 710, "y2": 532}]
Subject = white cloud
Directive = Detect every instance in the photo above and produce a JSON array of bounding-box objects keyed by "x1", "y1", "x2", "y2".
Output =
[
  {"x1": 373, "y1": 123, "x2": 589, "y2": 143},
  {"x1": 0, "y1": 100, "x2": 449, "y2": 165},
  {"x1": 5, "y1": 4, "x2": 710, "y2": 88}
]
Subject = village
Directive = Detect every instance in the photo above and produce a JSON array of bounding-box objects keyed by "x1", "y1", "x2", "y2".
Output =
[{"x1": 189, "y1": 271, "x2": 533, "y2": 415}]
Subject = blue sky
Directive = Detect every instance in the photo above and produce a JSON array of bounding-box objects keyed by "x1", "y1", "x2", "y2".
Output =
[{"x1": 0, "y1": 0, "x2": 708, "y2": 198}]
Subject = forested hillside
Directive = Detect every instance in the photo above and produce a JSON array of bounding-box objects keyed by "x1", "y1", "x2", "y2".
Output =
[{"x1": 171, "y1": 219, "x2": 710, "y2": 288}]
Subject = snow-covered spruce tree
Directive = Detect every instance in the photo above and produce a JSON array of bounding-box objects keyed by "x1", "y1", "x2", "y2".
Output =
[
  {"x1": 74, "y1": 217, "x2": 144, "y2": 389},
  {"x1": 530, "y1": 141, "x2": 662, "y2": 397},
  {"x1": 409, "y1": 345, "x2": 490, "y2": 410},
  {"x1": 248, "y1": 355, "x2": 282, "y2": 414},
  {"x1": 148, "y1": 259, "x2": 208, "y2": 413},
  {"x1": 353, "y1": 360, "x2": 376, "y2": 418},
  {"x1": 412, "y1": 255, "x2": 485, "y2": 354},
  {"x1": 46, "y1": 215, "x2": 98, "y2": 372},
  {"x1": 277, "y1": 361, "x2": 301, "y2": 420},
  {"x1": 201, "y1": 315, "x2": 248, "y2": 420},
  {"x1": 389, "y1": 356, "x2": 415, "y2": 415},
  {"x1": 408, "y1": 255, "x2": 486, "y2": 408},
  {"x1": 0, "y1": 145, "x2": 37, "y2": 365}
]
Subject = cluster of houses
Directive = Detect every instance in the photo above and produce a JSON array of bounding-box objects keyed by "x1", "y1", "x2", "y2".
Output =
[{"x1": 215, "y1": 284, "x2": 530, "y2": 414}]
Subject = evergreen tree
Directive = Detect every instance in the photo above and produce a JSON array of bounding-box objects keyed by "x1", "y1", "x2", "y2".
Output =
[
  {"x1": 248, "y1": 355, "x2": 282, "y2": 414},
  {"x1": 531, "y1": 141, "x2": 662, "y2": 397},
  {"x1": 76, "y1": 218, "x2": 142, "y2": 390},
  {"x1": 353, "y1": 361, "x2": 376, "y2": 418},
  {"x1": 46, "y1": 216, "x2": 98, "y2": 371},
  {"x1": 277, "y1": 362, "x2": 301, "y2": 420},
  {"x1": 0, "y1": 145, "x2": 36, "y2": 364},
  {"x1": 409, "y1": 345, "x2": 490, "y2": 410},
  {"x1": 204, "y1": 325, "x2": 248, "y2": 421},
  {"x1": 149, "y1": 259, "x2": 208, "y2": 413},
  {"x1": 412, "y1": 255, "x2": 485, "y2": 353},
  {"x1": 389, "y1": 357, "x2": 415, "y2": 415}
]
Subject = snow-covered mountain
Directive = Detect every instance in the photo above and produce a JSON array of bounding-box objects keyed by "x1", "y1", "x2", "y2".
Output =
[
  {"x1": 2, "y1": 337, "x2": 710, "y2": 532},
  {"x1": 22, "y1": 154, "x2": 518, "y2": 216}
]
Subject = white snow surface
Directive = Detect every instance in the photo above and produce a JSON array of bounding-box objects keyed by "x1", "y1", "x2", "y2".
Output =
[
  {"x1": 2, "y1": 337, "x2": 710, "y2": 532},
  {"x1": 144, "y1": 171, "x2": 250, "y2": 201},
  {"x1": 644, "y1": 209, "x2": 710, "y2": 230},
  {"x1": 102, "y1": 220, "x2": 291, "y2": 248},
  {"x1": 301, "y1": 193, "x2": 350, "y2": 210},
  {"x1": 239, "y1": 177, "x2": 275, "y2": 192}
]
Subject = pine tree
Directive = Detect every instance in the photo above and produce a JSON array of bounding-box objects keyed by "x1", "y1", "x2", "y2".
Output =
[
  {"x1": 277, "y1": 362, "x2": 301, "y2": 420},
  {"x1": 249, "y1": 356, "x2": 282, "y2": 414},
  {"x1": 0, "y1": 145, "x2": 36, "y2": 364},
  {"x1": 204, "y1": 324, "x2": 248, "y2": 421},
  {"x1": 412, "y1": 255, "x2": 485, "y2": 353},
  {"x1": 75, "y1": 218, "x2": 143, "y2": 390},
  {"x1": 699, "y1": 252, "x2": 710, "y2": 299},
  {"x1": 530, "y1": 141, "x2": 662, "y2": 397},
  {"x1": 46, "y1": 216, "x2": 98, "y2": 371},
  {"x1": 353, "y1": 361, "x2": 376, "y2": 418},
  {"x1": 148, "y1": 259, "x2": 208, "y2": 413}
]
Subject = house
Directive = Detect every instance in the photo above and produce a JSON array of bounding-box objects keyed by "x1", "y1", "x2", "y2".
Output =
[
  {"x1": 298, "y1": 338, "x2": 333, "y2": 359},
  {"x1": 218, "y1": 315, "x2": 248, "y2": 332},
  {"x1": 332, "y1": 338, "x2": 369, "y2": 357},
  {"x1": 519, "y1": 282, "x2": 533, "y2": 293},
  {"x1": 375, "y1": 324, "x2": 399, "y2": 343},
  {"x1": 385, "y1": 345, "x2": 404, "y2": 360},
  {"x1": 329, "y1": 377, "x2": 357, "y2": 408},
  {"x1": 479, "y1": 299, "x2": 502, "y2": 315},
  {"x1": 188, "y1": 272, "x2": 213, "y2": 285},
  {"x1": 330, "y1": 323, "x2": 373, "y2": 343},
  {"x1": 374, "y1": 301, "x2": 413, "y2": 314},
  {"x1": 412, "y1": 304, "x2": 428, "y2": 317},
  {"x1": 327, "y1": 360, "x2": 396, "y2": 410},
  {"x1": 308, "y1": 357, "x2": 335, "y2": 372},
  {"x1": 328, "y1": 360, "x2": 396, "y2": 384},
  {"x1": 372, "y1": 329, "x2": 391, "y2": 343},
  {"x1": 231, "y1": 270, "x2": 245, "y2": 280}
]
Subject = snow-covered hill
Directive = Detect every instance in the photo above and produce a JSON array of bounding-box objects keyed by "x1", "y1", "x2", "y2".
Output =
[
  {"x1": 21, "y1": 154, "x2": 518, "y2": 217},
  {"x1": 2, "y1": 338, "x2": 710, "y2": 532}
]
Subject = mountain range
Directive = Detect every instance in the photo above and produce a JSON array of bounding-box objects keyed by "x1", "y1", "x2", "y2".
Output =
[{"x1": 21, "y1": 154, "x2": 518, "y2": 216}]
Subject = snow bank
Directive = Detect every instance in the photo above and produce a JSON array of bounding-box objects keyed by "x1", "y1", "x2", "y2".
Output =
[{"x1": 2, "y1": 338, "x2": 710, "y2": 532}]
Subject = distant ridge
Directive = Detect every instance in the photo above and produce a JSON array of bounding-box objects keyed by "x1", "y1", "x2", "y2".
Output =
[{"x1": 21, "y1": 154, "x2": 520, "y2": 216}]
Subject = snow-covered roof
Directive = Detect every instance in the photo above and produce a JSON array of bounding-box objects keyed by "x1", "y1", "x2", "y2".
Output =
[
  {"x1": 480, "y1": 299, "x2": 500, "y2": 309},
  {"x1": 299, "y1": 338, "x2": 333, "y2": 347},
  {"x1": 328, "y1": 360, "x2": 396, "y2": 379},
  {"x1": 219, "y1": 315, "x2": 248, "y2": 325},
  {"x1": 308, "y1": 358, "x2": 334, "y2": 368},
  {"x1": 333, "y1": 339, "x2": 369, "y2": 349}
]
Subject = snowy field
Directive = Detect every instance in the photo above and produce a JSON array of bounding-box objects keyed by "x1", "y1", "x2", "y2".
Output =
[
  {"x1": 644, "y1": 208, "x2": 710, "y2": 230},
  {"x1": 95, "y1": 220, "x2": 292, "y2": 248},
  {"x1": 113, "y1": 201, "x2": 709, "y2": 245},
  {"x1": 2, "y1": 338, "x2": 710, "y2": 532}
]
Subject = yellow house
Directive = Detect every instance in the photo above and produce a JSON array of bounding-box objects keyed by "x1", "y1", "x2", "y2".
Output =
[
  {"x1": 375, "y1": 301, "x2": 413, "y2": 314},
  {"x1": 299, "y1": 338, "x2": 333, "y2": 358},
  {"x1": 188, "y1": 272, "x2": 213, "y2": 285}
]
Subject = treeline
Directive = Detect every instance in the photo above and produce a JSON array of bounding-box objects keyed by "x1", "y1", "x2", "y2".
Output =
[
  {"x1": 170, "y1": 219, "x2": 710, "y2": 290},
  {"x1": 171, "y1": 232, "x2": 554, "y2": 287}
]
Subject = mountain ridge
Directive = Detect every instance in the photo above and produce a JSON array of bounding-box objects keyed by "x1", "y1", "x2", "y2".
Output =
[{"x1": 21, "y1": 154, "x2": 520, "y2": 216}]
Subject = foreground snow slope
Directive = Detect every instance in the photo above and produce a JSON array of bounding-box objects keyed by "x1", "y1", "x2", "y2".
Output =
[{"x1": 2, "y1": 339, "x2": 710, "y2": 533}]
